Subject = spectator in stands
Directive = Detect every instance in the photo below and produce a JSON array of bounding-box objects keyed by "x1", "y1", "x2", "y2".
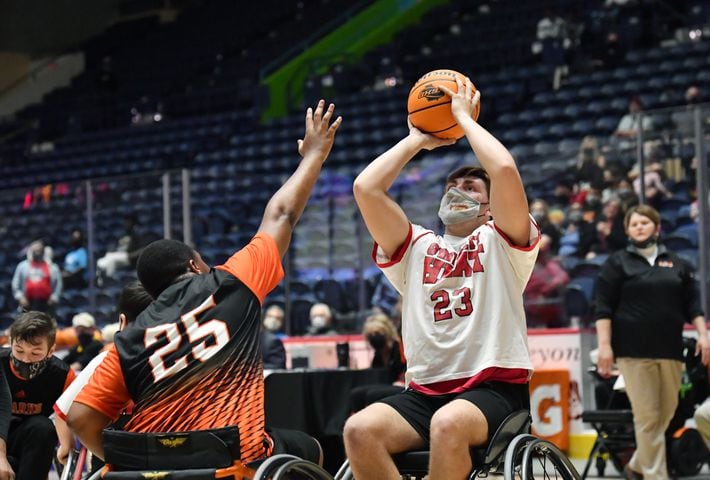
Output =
[
  {"x1": 63, "y1": 313, "x2": 104, "y2": 371},
  {"x1": 261, "y1": 306, "x2": 286, "y2": 369},
  {"x1": 594, "y1": 31, "x2": 625, "y2": 69},
  {"x1": 371, "y1": 275, "x2": 401, "y2": 321},
  {"x1": 595, "y1": 204, "x2": 710, "y2": 480},
  {"x1": 551, "y1": 180, "x2": 574, "y2": 209},
  {"x1": 345, "y1": 79, "x2": 538, "y2": 479},
  {"x1": 11, "y1": 240, "x2": 63, "y2": 315},
  {"x1": 0, "y1": 369, "x2": 12, "y2": 480},
  {"x1": 350, "y1": 313, "x2": 406, "y2": 413},
  {"x1": 67, "y1": 100, "x2": 341, "y2": 466},
  {"x1": 629, "y1": 160, "x2": 671, "y2": 210},
  {"x1": 306, "y1": 303, "x2": 337, "y2": 336},
  {"x1": 62, "y1": 229, "x2": 88, "y2": 289},
  {"x1": 596, "y1": 196, "x2": 627, "y2": 253},
  {"x1": 576, "y1": 201, "x2": 603, "y2": 259},
  {"x1": 672, "y1": 85, "x2": 704, "y2": 138},
  {"x1": 576, "y1": 136, "x2": 606, "y2": 189},
  {"x1": 262, "y1": 304, "x2": 286, "y2": 337},
  {"x1": 2, "y1": 311, "x2": 75, "y2": 479},
  {"x1": 524, "y1": 235, "x2": 570, "y2": 328},
  {"x1": 530, "y1": 199, "x2": 561, "y2": 255},
  {"x1": 100, "y1": 323, "x2": 120, "y2": 351},
  {"x1": 613, "y1": 96, "x2": 653, "y2": 150},
  {"x1": 96, "y1": 214, "x2": 145, "y2": 281}
]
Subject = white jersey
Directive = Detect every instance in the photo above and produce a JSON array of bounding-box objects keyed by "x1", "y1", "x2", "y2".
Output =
[
  {"x1": 54, "y1": 350, "x2": 108, "y2": 419},
  {"x1": 374, "y1": 218, "x2": 540, "y2": 387}
]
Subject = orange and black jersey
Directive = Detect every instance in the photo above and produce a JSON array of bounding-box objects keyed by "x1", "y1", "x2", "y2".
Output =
[
  {"x1": 0, "y1": 349, "x2": 75, "y2": 417},
  {"x1": 75, "y1": 233, "x2": 283, "y2": 462}
]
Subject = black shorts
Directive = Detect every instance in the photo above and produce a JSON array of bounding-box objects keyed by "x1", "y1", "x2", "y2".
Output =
[
  {"x1": 378, "y1": 381, "x2": 530, "y2": 445},
  {"x1": 267, "y1": 428, "x2": 321, "y2": 464}
]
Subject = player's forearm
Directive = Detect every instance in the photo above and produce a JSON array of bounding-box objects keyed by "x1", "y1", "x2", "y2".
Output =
[
  {"x1": 456, "y1": 115, "x2": 517, "y2": 178},
  {"x1": 264, "y1": 153, "x2": 325, "y2": 228},
  {"x1": 55, "y1": 417, "x2": 74, "y2": 453},
  {"x1": 67, "y1": 403, "x2": 111, "y2": 460},
  {"x1": 354, "y1": 136, "x2": 421, "y2": 196}
]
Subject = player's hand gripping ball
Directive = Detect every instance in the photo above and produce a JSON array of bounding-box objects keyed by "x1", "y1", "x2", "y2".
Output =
[{"x1": 407, "y1": 69, "x2": 481, "y2": 140}]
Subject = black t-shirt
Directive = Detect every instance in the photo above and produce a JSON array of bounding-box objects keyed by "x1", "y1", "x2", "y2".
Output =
[
  {"x1": 594, "y1": 245, "x2": 703, "y2": 360},
  {"x1": 0, "y1": 349, "x2": 73, "y2": 418}
]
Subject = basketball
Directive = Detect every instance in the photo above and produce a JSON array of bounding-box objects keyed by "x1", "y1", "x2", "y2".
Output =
[{"x1": 407, "y1": 69, "x2": 480, "y2": 140}]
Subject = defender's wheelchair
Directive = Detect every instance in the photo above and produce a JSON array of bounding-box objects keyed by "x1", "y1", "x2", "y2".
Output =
[{"x1": 253, "y1": 409, "x2": 581, "y2": 480}]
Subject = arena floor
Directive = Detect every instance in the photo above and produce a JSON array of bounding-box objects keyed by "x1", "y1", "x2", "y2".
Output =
[{"x1": 48, "y1": 457, "x2": 710, "y2": 479}]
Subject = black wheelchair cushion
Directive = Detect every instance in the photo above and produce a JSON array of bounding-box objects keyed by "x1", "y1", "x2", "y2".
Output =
[
  {"x1": 103, "y1": 426, "x2": 240, "y2": 470},
  {"x1": 392, "y1": 451, "x2": 430, "y2": 474}
]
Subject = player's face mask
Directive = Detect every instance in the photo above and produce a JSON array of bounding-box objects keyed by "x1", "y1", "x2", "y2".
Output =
[
  {"x1": 438, "y1": 187, "x2": 489, "y2": 226},
  {"x1": 11, "y1": 355, "x2": 50, "y2": 380}
]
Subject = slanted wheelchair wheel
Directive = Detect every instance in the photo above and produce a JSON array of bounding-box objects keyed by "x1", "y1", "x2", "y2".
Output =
[
  {"x1": 669, "y1": 428, "x2": 706, "y2": 476},
  {"x1": 253, "y1": 454, "x2": 303, "y2": 479},
  {"x1": 503, "y1": 434, "x2": 537, "y2": 480},
  {"x1": 271, "y1": 458, "x2": 333, "y2": 480},
  {"x1": 519, "y1": 438, "x2": 580, "y2": 480}
]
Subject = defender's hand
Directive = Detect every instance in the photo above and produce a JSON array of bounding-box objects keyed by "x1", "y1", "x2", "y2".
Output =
[{"x1": 297, "y1": 100, "x2": 342, "y2": 161}]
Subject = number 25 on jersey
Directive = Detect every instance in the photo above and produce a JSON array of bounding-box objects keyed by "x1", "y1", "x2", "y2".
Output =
[{"x1": 145, "y1": 296, "x2": 230, "y2": 382}]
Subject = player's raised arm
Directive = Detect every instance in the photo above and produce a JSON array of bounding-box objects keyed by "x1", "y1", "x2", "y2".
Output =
[
  {"x1": 353, "y1": 124, "x2": 454, "y2": 258},
  {"x1": 258, "y1": 100, "x2": 342, "y2": 257},
  {"x1": 439, "y1": 78, "x2": 531, "y2": 247}
]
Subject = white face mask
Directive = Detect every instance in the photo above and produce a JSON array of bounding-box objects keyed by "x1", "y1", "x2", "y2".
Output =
[
  {"x1": 438, "y1": 187, "x2": 488, "y2": 226},
  {"x1": 263, "y1": 316, "x2": 282, "y2": 332},
  {"x1": 310, "y1": 315, "x2": 328, "y2": 329}
]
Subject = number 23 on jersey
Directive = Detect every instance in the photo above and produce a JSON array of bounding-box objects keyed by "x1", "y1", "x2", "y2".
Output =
[{"x1": 430, "y1": 287, "x2": 473, "y2": 322}]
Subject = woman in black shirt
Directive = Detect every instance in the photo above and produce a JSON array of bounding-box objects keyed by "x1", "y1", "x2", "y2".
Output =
[{"x1": 594, "y1": 204, "x2": 710, "y2": 480}]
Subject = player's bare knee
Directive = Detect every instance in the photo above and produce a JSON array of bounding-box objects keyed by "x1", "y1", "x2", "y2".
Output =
[
  {"x1": 344, "y1": 411, "x2": 383, "y2": 451},
  {"x1": 430, "y1": 409, "x2": 469, "y2": 447}
]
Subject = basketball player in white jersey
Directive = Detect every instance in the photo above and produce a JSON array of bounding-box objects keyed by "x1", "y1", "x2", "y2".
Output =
[{"x1": 343, "y1": 77, "x2": 540, "y2": 480}]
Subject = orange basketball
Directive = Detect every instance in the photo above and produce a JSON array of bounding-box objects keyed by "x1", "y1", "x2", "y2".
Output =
[{"x1": 407, "y1": 69, "x2": 480, "y2": 140}]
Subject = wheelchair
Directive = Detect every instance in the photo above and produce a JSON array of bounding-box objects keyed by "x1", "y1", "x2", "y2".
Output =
[
  {"x1": 581, "y1": 337, "x2": 710, "y2": 478},
  {"x1": 253, "y1": 409, "x2": 581, "y2": 480}
]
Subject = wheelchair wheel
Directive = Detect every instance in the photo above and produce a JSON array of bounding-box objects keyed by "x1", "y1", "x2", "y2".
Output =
[
  {"x1": 669, "y1": 428, "x2": 706, "y2": 476},
  {"x1": 271, "y1": 458, "x2": 333, "y2": 480},
  {"x1": 503, "y1": 434, "x2": 537, "y2": 480},
  {"x1": 520, "y1": 438, "x2": 580, "y2": 480},
  {"x1": 253, "y1": 454, "x2": 303, "y2": 479}
]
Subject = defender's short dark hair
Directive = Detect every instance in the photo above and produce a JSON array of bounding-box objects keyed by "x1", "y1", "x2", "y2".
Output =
[
  {"x1": 446, "y1": 166, "x2": 491, "y2": 195},
  {"x1": 137, "y1": 239, "x2": 197, "y2": 298},
  {"x1": 10, "y1": 311, "x2": 57, "y2": 347},
  {"x1": 118, "y1": 281, "x2": 154, "y2": 323}
]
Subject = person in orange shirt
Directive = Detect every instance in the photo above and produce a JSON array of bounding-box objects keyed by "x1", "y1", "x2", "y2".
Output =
[
  {"x1": 67, "y1": 100, "x2": 342, "y2": 469},
  {"x1": 0, "y1": 311, "x2": 75, "y2": 480}
]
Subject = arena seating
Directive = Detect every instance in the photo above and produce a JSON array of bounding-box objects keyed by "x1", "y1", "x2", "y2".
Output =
[{"x1": 0, "y1": 0, "x2": 707, "y2": 332}]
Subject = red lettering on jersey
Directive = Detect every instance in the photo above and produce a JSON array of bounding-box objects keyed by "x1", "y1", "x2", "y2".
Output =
[
  {"x1": 12, "y1": 401, "x2": 42, "y2": 415},
  {"x1": 424, "y1": 235, "x2": 485, "y2": 284}
]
